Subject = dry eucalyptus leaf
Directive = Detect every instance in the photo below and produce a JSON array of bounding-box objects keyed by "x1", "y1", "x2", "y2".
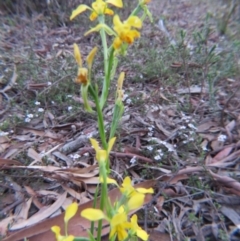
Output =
[{"x1": 10, "y1": 192, "x2": 67, "y2": 230}]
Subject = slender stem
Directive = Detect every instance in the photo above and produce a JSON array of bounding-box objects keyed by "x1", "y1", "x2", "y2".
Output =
[
  {"x1": 88, "y1": 84, "x2": 111, "y2": 241},
  {"x1": 88, "y1": 85, "x2": 107, "y2": 149},
  {"x1": 65, "y1": 222, "x2": 68, "y2": 236},
  {"x1": 97, "y1": 217, "x2": 103, "y2": 241},
  {"x1": 73, "y1": 238, "x2": 90, "y2": 241},
  {"x1": 98, "y1": 15, "x2": 109, "y2": 110},
  {"x1": 97, "y1": 163, "x2": 108, "y2": 241},
  {"x1": 89, "y1": 85, "x2": 111, "y2": 171},
  {"x1": 90, "y1": 184, "x2": 100, "y2": 235},
  {"x1": 130, "y1": 4, "x2": 141, "y2": 16},
  {"x1": 106, "y1": 47, "x2": 115, "y2": 85}
]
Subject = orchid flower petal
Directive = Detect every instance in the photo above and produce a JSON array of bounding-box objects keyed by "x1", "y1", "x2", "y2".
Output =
[
  {"x1": 73, "y1": 43, "x2": 82, "y2": 67},
  {"x1": 87, "y1": 46, "x2": 98, "y2": 69},
  {"x1": 107, "y1": 0, "x2": 123, "y2": 8},
  {"x1": 64, "y1": 202, "x2": 78, "y2": 223},
  {"x1": 81, "y1": 208, "x2": 105, "y2": 221},
  {"x1": 70, "y1": 5, "x2": 92, "y2": 20},
  {"x1": 107, "y1": 137, "x2": 116, "y2": 153}
]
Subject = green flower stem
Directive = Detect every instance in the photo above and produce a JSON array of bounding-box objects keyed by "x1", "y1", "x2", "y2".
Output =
[
  {"x1": 65, "y1": 222, "x2": 68, "y2": 237},
  {"x1": 98, "y1": 15, "x2": 110, "y2": 110},
  {"x1": 109, "y1": 100, "x2": 124, "y2": 140},
  {"x1": 114, "y1": 194, "x2": 128, "y2": 210},
  {"x1": 88, "y1": 85, "x2": 107, "y2": 150},
  {"x1": 88, "y1": 84, "x2": 112, "y2": 172},
  {"x1": 91, "y1": 184, "x2": 100, "y2": 235},
  {"x1": 97, "y1": 163, "x2": 109, "y2": 241},
  {"x1": 106, "y1": 47, "x2": 115, "y2": 86},
  {"x1": 130, "y1": 4, "x2": 141, "y2": 16}
]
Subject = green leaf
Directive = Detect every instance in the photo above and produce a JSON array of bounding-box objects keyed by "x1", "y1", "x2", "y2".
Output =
[
  {"x1": 109, "y1": 100, "x2": 124, "y2": 139},
  {"x1": 73, "y1": 238, "x2": 90, "y2": 241},
  {"x1": 81, "y1": 84, "x2": 93, "y2": 113},
  {"x1": 85, "y1": 24, "x2": 115, "y2": 36}
]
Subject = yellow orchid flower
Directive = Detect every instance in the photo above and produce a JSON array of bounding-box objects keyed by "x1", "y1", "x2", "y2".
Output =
[
  {"x1": 70, "y1": 0, "x2": 123, "y2": 21},
  {"x1": 119, "y1": 176, "x2": 135, "y2": 196},
  {"x1": 51, "y1": 226, "x2": 75, "y2": 241},
  {"x1": 119, "y1": 177, "x2": 153, "y2": 210},
  {"x1": 51, "y1": 226, "x2": 63, "y2": 241},
  {"x1": 73, "y1": 44, "x2": 98, "y2": 112},
  {"x1": 51, "y1": 203, "x2": 78, "y2": 240},
  {"x1": 109, "y1": 212, "x2": 131, "y2": 241},
  {"x1": 75, "y1": 68, "x2": 88, "y2": 85},
  {"x1": 130, "y1": 214, "x2": 149, "y2": 241},
  {"x1": 74, "y1": 44, "x2": 98, "y2": 85},
  {"x1": 81, "y1": 208, "x2": 131, "y2": 241},
  {"x1": 73, "y1": 43, "x2": 88, "y2": 85},
  {"x1": 61, "y1": 202, "x2": 78, "y2": 238},
  {"x1": 113, "y1": 15, "x2": 142, "y2": 49},
  {"x1": 120, "y1": 177, "x2": 154, "y2": 197},
  {"x1": 90, "y1": 137, "x2": 116, "y2": 163}
]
